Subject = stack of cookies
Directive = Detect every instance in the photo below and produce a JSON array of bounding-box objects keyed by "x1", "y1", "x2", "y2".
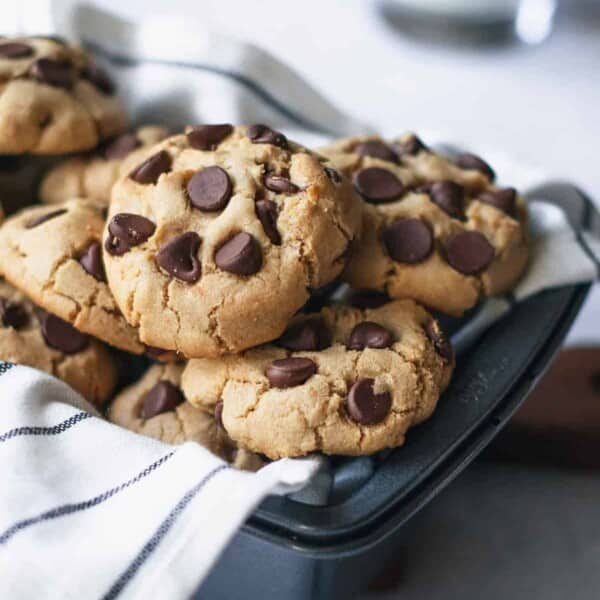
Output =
[{"x1": 0, "y1": 37, "x2": 529, "y2": 466}]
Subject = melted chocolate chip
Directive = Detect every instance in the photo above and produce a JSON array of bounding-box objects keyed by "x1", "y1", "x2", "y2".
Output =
[
  {"x1": 346, "y1": 378, "x2": 391, "y2": 425},
  {"x1": 0, "y1": 42, "x2": 34, "y2": 59},
  {"x1": 445, "y1": 230, "x2": 495, "y2": 275},
  {"x1": 455, "y1": 152, "x2": 495, "y2": 181},
  {"x1": 129, "y1": 150, "x2": 172, "y2": 185},
  {"x1": 214, "y1": 401, "x2": 225, "y2": 429},
  {"x1": 392, "y1": 135, "x2": 427, "y2": 159},
  {"x1": 354, "y1": 141, "x2": 397, "y2": 163},
  {"x1": 324, "y1": 167, "x2": 342, "y2": 184},
  {"x1": 79, "y1": 242, "x2": 106, "y2": 282},
  {"x1": 255, "y1": 199, "x2": 281, "y2": 245},
  {"x1": 187, "y1": 166, "x2": 232, "y2": 211},
  {"x1": 0, "y1": 297, "x2": 28, "y2": 329},
  {"x1": 214, "y1": 232, "x2": 262, "y2": 275},
  {"x1": 354, "y1": 167, "x2": 404, "y2": 203},
  {"x1": 348, "y1": 322, "x2": 394, "y2": 350},
  {"x1": 424, "y1": 320, "x2": 453, "y2": 362},
  {"x1": 187, "y1": 124, "x2": 233, "y2": 150},
  {"x1": 478, "y1": 188, "x2": 517, "y2": 216},
  {"x1": 25, "y1": 208, "x2": 67, "y2": 229},
  {"x1": 247, "y1": 124, "x2": 288, "y2": 149},
  {"x1": 429, "y1": 181, "x2": 465, "y2": 220},
  {"x1": 265, "y1": 357, "x2": 317, "y2": 388},
  {"x1": 30, "y1": 58, "x2": 73, "y2": 88},
  {"x1": 278, "y1": 318, "x2": 331, "y2": 351},
  {"x1": 140, "y1": 381, "x2": 185, "y2": 419},
  {"x1": 105, "y1": 213, "x2": 156, "y2": 256},
  {"x1": 156, "y1": 232, "x2": 202, "y2": 283},
  {"x1": 82, "y1": 63, "x2": 115, "y2": 95},
  {"x1": 103, "y1": 133, "x2": 139, "y2": 160},
  {"x1": 383, "y1": 218, "x2": 433, "y2": 264},
  {"x1": 264, "y1": 174, "x2": 299, "y2": 193},
  {"x1": 347, "y1": 288, "x2": 390, "y2": 309},
  {"x1": 39, "y1": 311, "x2": 89, "y2": 354}
]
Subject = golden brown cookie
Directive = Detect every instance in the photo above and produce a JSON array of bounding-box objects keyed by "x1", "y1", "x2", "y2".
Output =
[
  {"x1": 320, "y1": 134, "x2": 529, "y2": 316},
  {"x1": 108, "y1": 363, "x2": 264, "y2": 470},
  {"x1": 0, "y1": 277, "x2": 117, "y2": 405},
  {"x1": 103, "y1": 124, "x2": 363, "y2": 358},
  {"x1": 0, "y1": 36, "x2": 127, "y2": 154},
  {"x1": 182, "y1": 299, "x2": 453, "y2": 459}
]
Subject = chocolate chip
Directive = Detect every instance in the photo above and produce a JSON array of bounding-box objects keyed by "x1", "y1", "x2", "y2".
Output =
[
  {"x1": 103, "y1": 133, "x2": 139, "y2": 160},
  {"x1": 392, "y1": 134, "x2": 427, "y2": 159},
  {"x1": 255, "y1": 199, "x2": 281, "y2": 245},
  {"x1": 455, "y1": 152, "x2": 495, "y2": 182},
  {"x1": 264, "y1": 174, "x2": 299, "y2": 193},
  {"x1": 25, "y1": 208, "x2": 67, "y2": 229},
  {"x1": 187, "y1": 166, "x2": 232, "y2": 211},
  {"x1": 354, "y1": 141, "x2": 397, "y2": 163},
  {"x1": 324, "y1": 167, "x2": 342, "y2": 184},
  {"x1": 247, "y1": 124, "x2": 288, "y2": 149},
  {"x1": 346, "y1": 378, "x2": 391, "y2": 425},
  {"x1": 265, "y1": 357, "x2": 317, "y2": 388},
  {"x1": 278, "y1": 318, "x2": 330, "y2": 351},
  {"x1": 79, "y1": 242, "x2": 106, "y2": 282},
  {"x1": 424, "y1": 320, "x2": 453, "y2": 362},
  {"x1": 445, "y1": 230, "x2": 495, "y2": 275},
  {"x1": 82, "y1": 63, "x2": 115, "y2": 95},
  {"x1": 354, "y1": 167, "x2": 404, "y2": 203},
  {"x1": 105, "y1": 213, "x2": 156, "y2": 256},
  {"x1": 214, "y1": 401, "x2": 224, "y2": 428},
  {"x1": 348, "y1": 322, "x2": 394, "y2": 350},
  {"x1": 129, "y1": 150, "x2": 172, "y2": 185},
  {"x1": 140, "y1": 381, "x2": 185, "y2": 419},
  {"x1": 30, "y1": 58, "x2": 73, "y2": 88},
  {"x1": 0, "y1": 298, "x2": 28, "y2": 329},
  {"x1": 347, "y1": 288, "x2": 390, "y2": 309},
  {"x1": 429, "y1": 181, "x2": 465, "y2": 220},
  {"x1": 39, "y1": 311, "x2": 88, "y2": 354},
  {"x1": 214, "y1": 232, "x2": 262, "y2": 275},
  {"x1": 144, "y1": 345, "x2": 172, "y2": 360},
  {"x1": 0, "y1": 42, "x2": 34, "y2": 59},
  {"x1": 187, "y1": 124, "x2": 233, "y2": 150},
  {"x1": 383, "y1": 218, "x2": 433, "y2": 264},
  {"x1": 478, "y1": 188, "x2": 517, "y2": 216},
  {"x1": 156, "y1": 232, "x2": 202, "y2": 283}
]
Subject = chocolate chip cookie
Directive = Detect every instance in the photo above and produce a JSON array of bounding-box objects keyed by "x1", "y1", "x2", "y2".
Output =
[
  {"x1": 103, "y1": 124, "x2": 363, "y2": 358},
  {"x1": 0, "y1": 277, "x2": 117, "y2": 405},
  {"x1": 108, "y1": 363, "x2": 264, "y2": 470},
  {"x1": 181, "y1": 299, "x2": 453, "y2": 458},
  {"x1": 40, "y1": 125, "x2": 169, "y2": 205},
  {"x1": 320, "y1": 134, "x2": 529, "y2": 316},
  {"x1": 0, "y1": 36, "x2": 127, "y2": 154},
  {"x1": 0, "y1": 198, "x2": 143, "y2": 353}
]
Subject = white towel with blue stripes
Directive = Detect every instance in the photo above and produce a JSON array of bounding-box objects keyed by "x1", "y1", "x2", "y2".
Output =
[{"x1": 1, "y1": 2, "x2": 599, "y2": 599}]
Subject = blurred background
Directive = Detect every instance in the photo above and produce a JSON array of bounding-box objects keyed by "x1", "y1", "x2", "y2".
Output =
[{"x1": 5, "y1": 0, "x2": 600, "y2": 597}]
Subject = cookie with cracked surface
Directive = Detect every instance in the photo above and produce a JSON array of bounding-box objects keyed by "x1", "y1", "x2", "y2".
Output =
[
  {"x1": 0, "y1": 36, "x2": 127, "y2": 154},
  {"x1": 103, "y1": 124, "x2": 363, "y2": 358},
  {"x1": 320, "y1": 134, "x2": 529, "y2": 316},
  {"x1": 40, "y1": 125, "x2": 169, "y2": 205},
  {"x1": 181, "y1": 299, "x2": 453, "y2": 459},
  {"x1": 0, "y1": 198, "x2": 144, "y2": 354},
  {"x1": 108, "y1": 363, "x2": 264, "y2": 471},
  {"x1": 0, "y1": 277, "x2": 117, "y2": 405}
]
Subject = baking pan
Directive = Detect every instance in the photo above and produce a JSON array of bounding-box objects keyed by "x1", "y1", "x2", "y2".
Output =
[{"x1": 198, "y1": 183, "x2": 596, "y2": 600}]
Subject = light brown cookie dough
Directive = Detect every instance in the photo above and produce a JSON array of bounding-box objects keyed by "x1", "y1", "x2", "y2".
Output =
[
  {"x1": 0, "y1": 277, "x2": 117, "y2": 405},
  {"x1": 182, "y1": 299, "x2": 453, "y2": 459},
  {"x1": 108, "y1": 363, "x2": 264, "y2": 470},
  {"x1": 0, "y1": 198, "x2": 144, "y2": 354},
  {"x1": 320, "y1": 134, "x2": 529, "y2": 316},
  {"x1": 40, "y1": 125, "x2": 169, "y2": 205},
  {"x1": 103, "y1": 124, "x2": 363, "y2": 358},
  {"x1": 0, "y1": 36, "x2": 127, "y2": 155}
]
